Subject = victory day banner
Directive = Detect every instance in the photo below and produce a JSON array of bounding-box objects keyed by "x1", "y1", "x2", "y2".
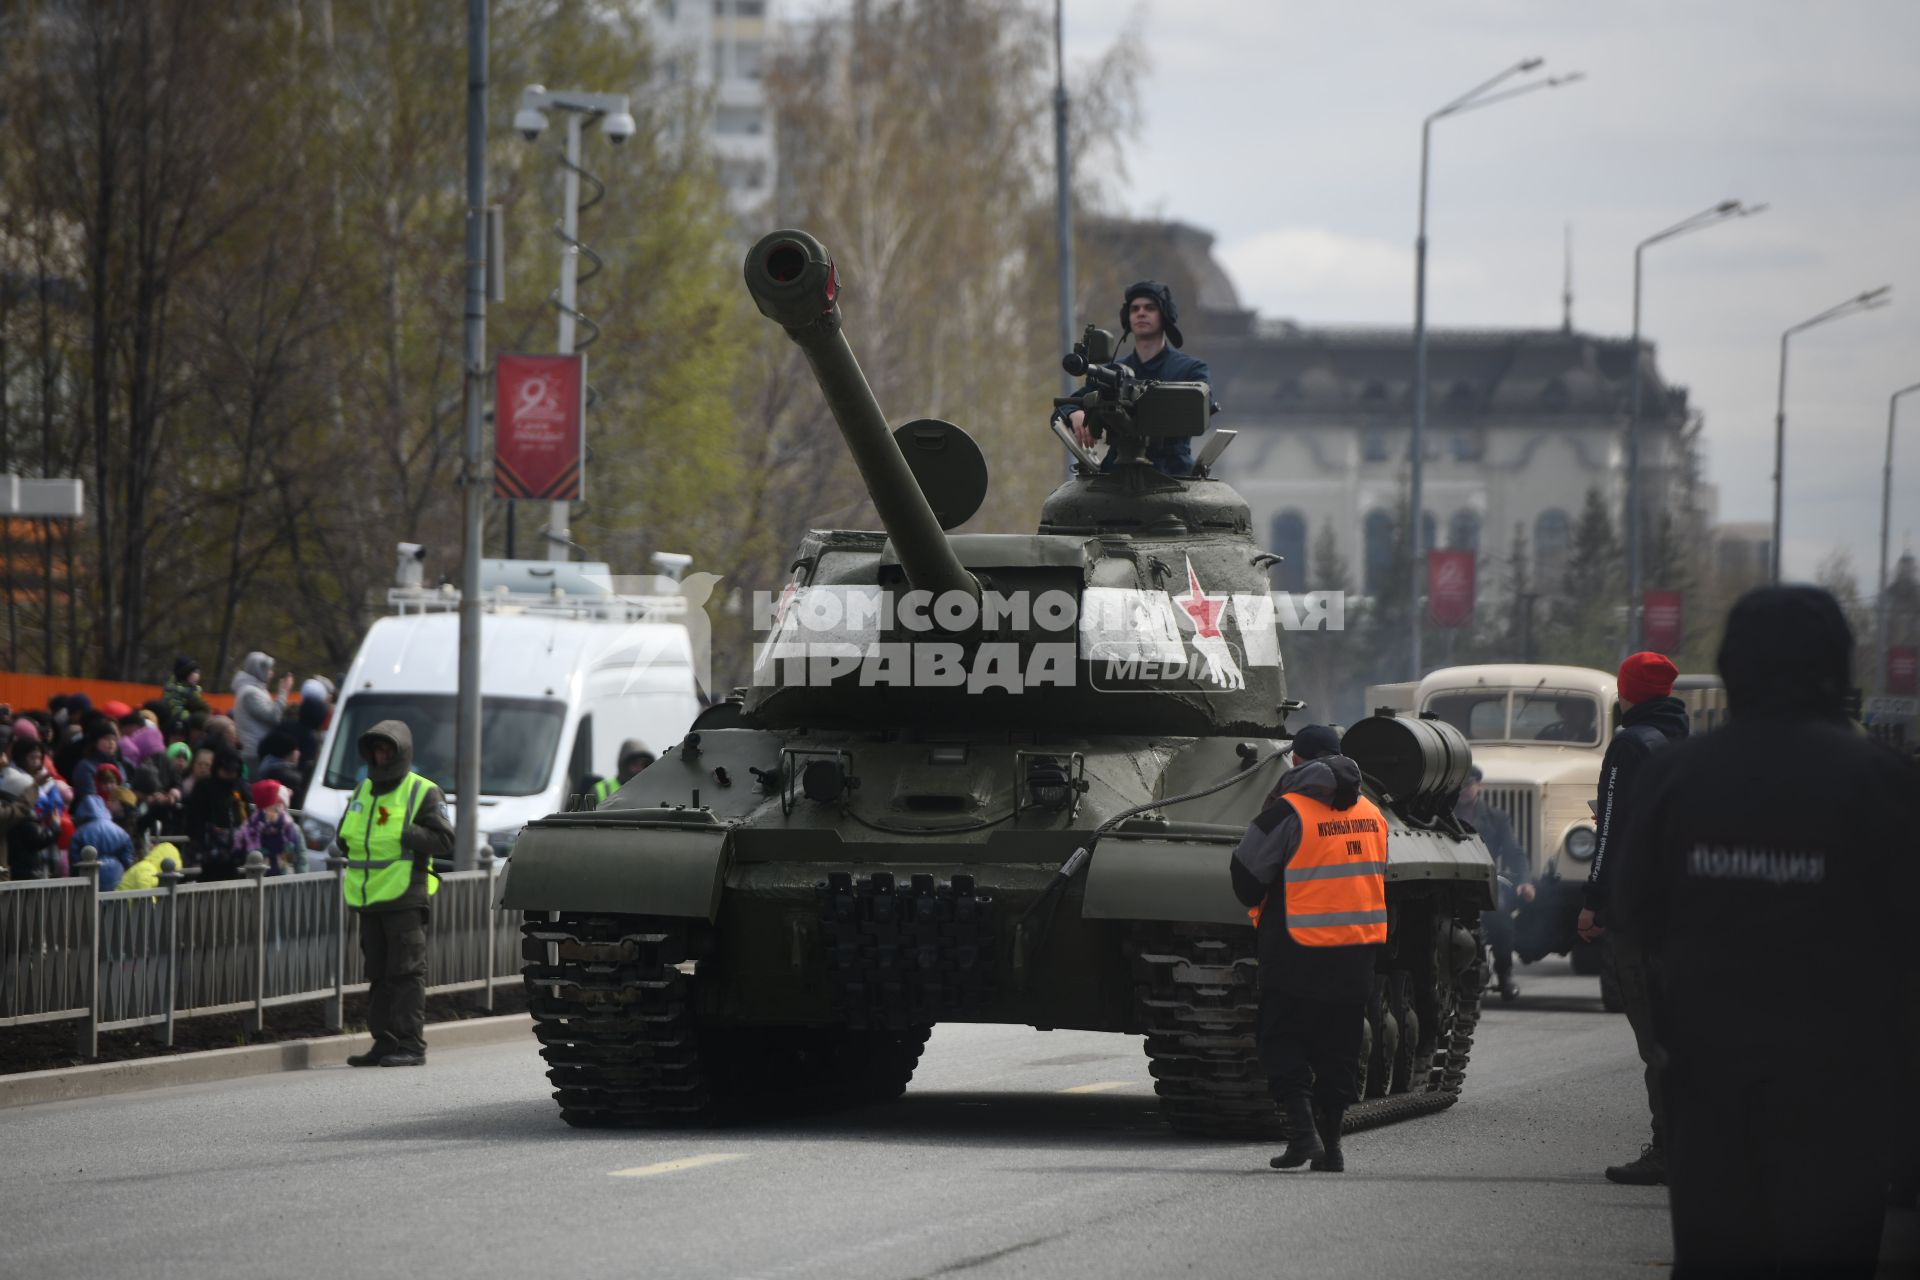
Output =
[
  {"x1": 494, "y1": 353, "x2": 585, "y2": 501},
  {"x1": 1426, "y1": 550, "x2": 1475, "y2": 628},
  {"x1": 1642, "y1": 590, "x2": 1684, "y2": 654}
]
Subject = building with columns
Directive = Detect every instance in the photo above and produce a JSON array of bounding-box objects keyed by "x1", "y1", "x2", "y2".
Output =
[{"x1": 1091, "y1": 219, "x2": 1690, "y2": 603}]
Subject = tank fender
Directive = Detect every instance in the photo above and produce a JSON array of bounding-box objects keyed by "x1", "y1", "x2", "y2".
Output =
[
  {"x1": 1079, "y1": 837, "x2": 1247, "y2": 927},
  {"x1": 498, "y1": 823, "x2": 729, "y2": 921}
]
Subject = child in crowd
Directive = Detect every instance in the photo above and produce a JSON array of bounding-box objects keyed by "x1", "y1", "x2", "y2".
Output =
[{"x1": 237, "y1": 779, "x2": 302, "y2": 874}]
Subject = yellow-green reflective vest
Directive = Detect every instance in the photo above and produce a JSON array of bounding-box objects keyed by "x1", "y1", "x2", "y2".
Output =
[
  {"x1": 340, "y1": 773, "x2": 440, "y2": 908},
  {"x1": 593, "y1": 778, "x2": 617, "y2": 806}
]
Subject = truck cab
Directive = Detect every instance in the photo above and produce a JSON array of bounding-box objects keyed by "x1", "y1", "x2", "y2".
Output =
[{"x1": 1412, "y1": 663, "x2": 1616, "y2": 964}]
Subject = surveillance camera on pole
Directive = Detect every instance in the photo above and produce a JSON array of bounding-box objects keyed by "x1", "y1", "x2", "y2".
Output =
[{"x1": 515, "y1": 83, "x2": 634, "y2": 562}]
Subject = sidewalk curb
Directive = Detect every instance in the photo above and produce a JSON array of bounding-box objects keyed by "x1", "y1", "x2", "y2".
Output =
[{"x1": 0, "y1": 1013, "x2": 534, "y2": 1110}]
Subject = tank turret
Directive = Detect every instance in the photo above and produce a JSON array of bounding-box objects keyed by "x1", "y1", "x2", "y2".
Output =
[{"x1": 743, "y1": 230, "x2": 978, "y2": 605}]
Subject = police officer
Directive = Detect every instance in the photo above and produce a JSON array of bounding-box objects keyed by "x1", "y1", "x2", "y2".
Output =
[
  {"x1": 1054, "y1": 281, "x2": 1214, "y2": 476},
  {"x1": 1614, "y1": 587, "x2": 1920, "y2": 1275},
  {"x1": 593, "y1": 739, "x2": 655, "y2": 807},
  {"x1": 1231, "y1": 723, "x2": 1388, "y2": 1172},
  {"x1": 336, "y1": 720, "x2": 454, "y2": 1068},
  {"x1": 1578, "y1": 650, "x2": 1690, "y2": 1185}
]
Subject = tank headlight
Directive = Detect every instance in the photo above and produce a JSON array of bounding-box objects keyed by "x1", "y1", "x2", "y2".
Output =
[
  {"x1": 801, "y1": 758, "x2": 847, "y2": 804},
  {"x1": 1565, "y1": 827, "x2": 1597, "y2": 861}
]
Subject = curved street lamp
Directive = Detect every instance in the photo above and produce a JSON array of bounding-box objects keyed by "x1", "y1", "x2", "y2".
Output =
[
  {"x1": 1409, "y1": 59, "x2": 1583, "y2": 679},
  {"x1": 1771, "y1": 285, "x2": 1892, "y2": 581},
  {"x1": 1624, "y1": 199, "x2": 1765, "y2": 652},
  {"x1": 1878, "y1": 380, "x2": 1920, "y2": 693}
]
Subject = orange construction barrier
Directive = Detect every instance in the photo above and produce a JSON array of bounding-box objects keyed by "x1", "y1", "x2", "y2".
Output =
[{"x1": 0, "y1": 673, "x2": 235, "y2": 717}]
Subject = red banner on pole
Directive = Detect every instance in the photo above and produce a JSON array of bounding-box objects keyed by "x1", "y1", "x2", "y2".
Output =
[
  {"x1": 493, "y1": 354, "x2": 585, "y2": 501},
  {"x1": 1891, "y1": 645, "x2": 1919, "y2": 696},
  {"x1": 1642, "y1": 590, "x2": 1684, "y2": 654},
  {"x1": 1426, "y1": 550, "x2": 1475, "y2": 628}
]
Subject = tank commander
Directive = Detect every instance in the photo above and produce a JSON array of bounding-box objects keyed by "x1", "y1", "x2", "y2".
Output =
[
  {"x1": 1053, "y1": 281, "x2": 1214, "y2": 476},
  {"x1": 334, "y1": 720, "x2": 453, "y2": 1068},
  {"x1": 1230, "y1": 722, "x2": 1388, "y2": 1173},
  {"x1": 593, "y1": 739, "x2": 656, "y2": 807}
]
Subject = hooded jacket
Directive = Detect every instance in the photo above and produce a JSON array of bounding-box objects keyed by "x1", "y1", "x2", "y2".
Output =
[
  {"x1": 118, "y1": 841, "x2": 184, "y2": 892},
  {"x1": 1582, "y1": 694, "x2": 1689, "y2": 917},
  {"x1": 71, "y1": 794, "x2": 135, "y2": 889},
  {"x1": 337, "y1": 719, "x2": 454, "y2": 912},
  {"x1": 231, "y1": 652, "x2": 285, "y2": 759},
  {"x1": 1613, "y1": 587, "x2": 1920, "y2": 1080},
  {"x1": 1229, "y1": 755, "x2": 1381, "y2": 1002}
]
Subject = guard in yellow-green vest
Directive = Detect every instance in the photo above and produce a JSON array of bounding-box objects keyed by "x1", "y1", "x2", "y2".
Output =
[
  {"x1": 333, "y1": 720, "x2": 453, "y2": 1068},
  {"x1": 592, "y1": 738, "x2": 655, "y2": 809}
]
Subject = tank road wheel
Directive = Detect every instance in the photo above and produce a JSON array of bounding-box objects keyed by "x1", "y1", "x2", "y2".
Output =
[
  {"x1": 1386, "y1": 970, "x2": 1420, "y2": 1095},
  {"x1": 818, "y1": 1026, "x2": 933, "y2": 1105},
  {"x1": 1428, "y1": 920, "x2": 1486, "y2": 1097},
  {"x1": 522, "y1": 913, "x2": 722, "y2": 1128}
]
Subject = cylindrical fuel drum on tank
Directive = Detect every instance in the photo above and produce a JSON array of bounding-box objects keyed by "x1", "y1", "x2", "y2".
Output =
[{"x1": 1339, "y1": 714, "x2": 1473, "y2": 807}]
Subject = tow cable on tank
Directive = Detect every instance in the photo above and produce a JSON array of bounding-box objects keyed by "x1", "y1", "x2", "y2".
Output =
[{"x1": 1017, "y1": 747, "x2": 1286, "y2": 964}]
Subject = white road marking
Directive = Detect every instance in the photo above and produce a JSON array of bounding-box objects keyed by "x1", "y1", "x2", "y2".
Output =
[
  {"x1": 609, "y1": 1153, "x2": 746, "y2": 1178},
  {"x1": 1059, "y1": 1081, "x2": 1132, "y2": 1094}
]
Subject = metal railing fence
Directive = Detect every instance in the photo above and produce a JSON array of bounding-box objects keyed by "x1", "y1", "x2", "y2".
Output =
[{"x1": 1, "y1": 849, "x2": 521, "y2": 1057}]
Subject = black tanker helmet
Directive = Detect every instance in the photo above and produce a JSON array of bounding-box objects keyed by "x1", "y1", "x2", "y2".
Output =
[{"x1": 1120, "y1": 280, "x2": 1184, "y2": 349}]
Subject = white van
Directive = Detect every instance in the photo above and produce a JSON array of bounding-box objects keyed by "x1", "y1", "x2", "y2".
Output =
[{"x1": 299, "y1": 559, "x2": 701, "y2": 862}]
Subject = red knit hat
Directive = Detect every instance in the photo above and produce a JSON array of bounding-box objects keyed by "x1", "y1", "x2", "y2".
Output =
[
  {"x1": 1617, "y1": 651, "x2": 1679, "y2": 704},
  {"x1": 251, "y1": 779, "x2": 288, "y2": 810}
]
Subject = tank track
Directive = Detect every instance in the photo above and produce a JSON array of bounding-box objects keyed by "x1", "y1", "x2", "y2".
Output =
[
  {"x1": 1128, "y1": 920, "x2": 1482, "y2": 1140},
  {"x1": 522, "y1": 912, "x2": 930, "y2": 1127}
]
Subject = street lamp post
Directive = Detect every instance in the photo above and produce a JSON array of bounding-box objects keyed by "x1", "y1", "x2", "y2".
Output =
[
  {"x1": 514, "y1": 86, "x2": 638, "y2": 561},
  {"x1": 1625, "y1": 199, "x2": 1764, "y2": 652},
  {"x1": 1771, "y1": 286, "x2": 1892, "y2": 581},
  {"x1": 1053, "y1": 0, "x2": 1074, "y2": 402},
  {"x1": 1878, "y1": 381, "x2": 1920, "y2": 694},
  {"x1": 1410, "y1": 58, "x2": 1581, "y2": 680}
]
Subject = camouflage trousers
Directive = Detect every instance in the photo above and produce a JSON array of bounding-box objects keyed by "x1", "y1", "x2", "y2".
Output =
[{"x1": 360, "y1": 907, "x2": 428, "y2": 1057}]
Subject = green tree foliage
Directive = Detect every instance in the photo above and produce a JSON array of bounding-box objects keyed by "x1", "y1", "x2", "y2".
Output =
[{"x1": 0, "y1": 0, "x2": 751, "y2": 685}]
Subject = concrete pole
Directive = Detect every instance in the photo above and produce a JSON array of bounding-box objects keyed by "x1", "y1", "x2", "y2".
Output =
[
  {"x1": 1054, "y1": 0, "x2": 1074, "y2": 401},
  {"x1": 1408, "y1": 117, "x2": 1432, "y2": 681},
  {"x1": 1880, "y1": 383, "x2": 1920, "y2": 694},
  {"x1": 1771, "y1": 329, "x2": 1790, "y2": 583},
  {"x1": 455, "y1": 0, "x2": 488, "y2": 869},
  {"x1": 547, "y1": 111, "x2": 583, "y2": 561},
  {"x1": 1625, "y1": 245, "x2": 1644, "y2": 653}
]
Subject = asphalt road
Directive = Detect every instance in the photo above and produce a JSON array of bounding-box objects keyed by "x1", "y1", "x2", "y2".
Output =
[{"x1": 0, "y1": 961, "x2": 1841, "y2": 1279}]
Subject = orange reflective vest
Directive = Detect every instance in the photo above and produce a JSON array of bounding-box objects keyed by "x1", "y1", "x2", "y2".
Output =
[{"x1": 1247, "y1": 790, "x2": 1389, "y2": 946}]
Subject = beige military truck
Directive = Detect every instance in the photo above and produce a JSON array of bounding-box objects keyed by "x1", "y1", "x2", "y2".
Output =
[
  {"x1": 1408, "y1": 665, "x2": 1616, "y2": 985},
  {"x1": 1404, "y1": 663, "x2": 1723, "y2": 1004}
]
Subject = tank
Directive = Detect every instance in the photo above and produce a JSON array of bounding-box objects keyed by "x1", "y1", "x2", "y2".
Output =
[{"x1": 501, "y1": 229, "x2": 1497, "y2": 1138}]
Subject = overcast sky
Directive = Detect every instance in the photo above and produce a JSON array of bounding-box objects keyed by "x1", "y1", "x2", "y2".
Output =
[{"x1": 1050, "y1": 0, "x2": 1920, "y2": 586}]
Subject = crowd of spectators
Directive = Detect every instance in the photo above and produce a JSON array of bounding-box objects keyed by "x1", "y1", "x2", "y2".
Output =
[{"x1": 0, "y1": 650, "x2": 336, "y2": 888}]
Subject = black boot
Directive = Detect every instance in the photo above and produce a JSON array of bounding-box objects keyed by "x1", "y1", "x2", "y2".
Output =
[
  {"x1": 1310, "y1": 1104, "x2": 1346, "y2": 1172},
  {"x1": 1604, "y1": 1141, "x2": 1666, "y2": 1185},
  {"x1": 1269, "y1": 1097, "x2": 1324, "y2": 1170}
]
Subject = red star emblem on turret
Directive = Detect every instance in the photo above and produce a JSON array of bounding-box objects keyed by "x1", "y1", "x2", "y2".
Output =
[{"x1": 1173, "y1": 557, "x2": 1228, "y2": 639}]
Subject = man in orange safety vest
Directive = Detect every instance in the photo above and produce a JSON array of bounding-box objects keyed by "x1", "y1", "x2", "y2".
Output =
[{"x1": 1231, "y1": 722, "x2": 1388, "y2": 1172}]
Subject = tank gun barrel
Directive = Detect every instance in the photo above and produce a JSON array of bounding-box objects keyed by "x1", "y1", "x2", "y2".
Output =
[{"x1": 743, "y1": 230, "x2": 978, "y2": 604}]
